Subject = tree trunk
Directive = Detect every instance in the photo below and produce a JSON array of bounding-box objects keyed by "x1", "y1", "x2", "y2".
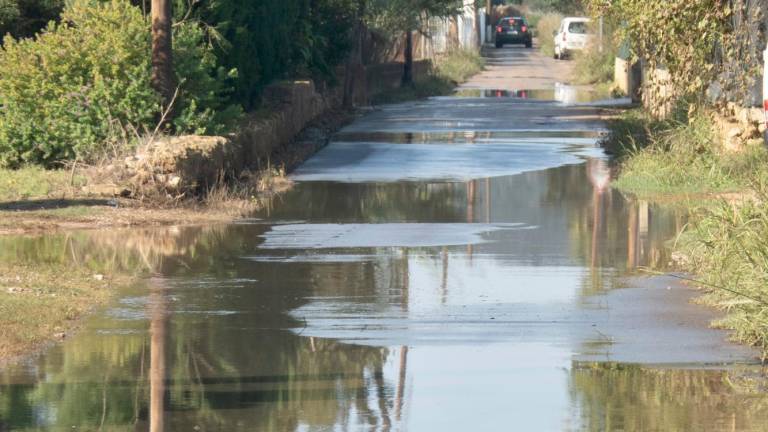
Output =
[
  {"x1": 343, "y1": 0, "x2": 366, "y2": 108},
  {"x1": 402, "y1": 30, "x2": 413, "y2": 86},
  {"x1": 151, "y1": 0, "x2": 175, "y2": 115}
]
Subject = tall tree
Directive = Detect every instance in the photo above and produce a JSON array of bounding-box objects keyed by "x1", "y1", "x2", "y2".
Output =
[
  {"x1": 151, "y1": 0, "x2": 175, "y2": 114},
  {"x1": 370, "y1": 0, "x2": 461, "y2": 86}
]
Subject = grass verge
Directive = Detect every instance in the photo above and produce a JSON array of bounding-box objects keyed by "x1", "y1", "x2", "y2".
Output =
[
  {"x1": 0, "y1": 262, "x2": 127, "y2": 362},
  {"x1": 1, "y1": 166, "x2": 87, "y2": 202},
  {"x1": 607, "y1": 107, "x2": 768, "y2": 358},
  {"x1": 609, "y1": 109, "x2": 768, "y2": 198}
]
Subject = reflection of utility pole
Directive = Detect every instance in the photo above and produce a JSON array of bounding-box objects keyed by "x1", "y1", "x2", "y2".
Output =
[
  {"x1": 402, "y1": 248, "x2": 410, "y2": 312},
  {"x1": 466, "y1": 180, "x2": 476, "y2": 261},
  {"x1": 627, "y1": 201, "x2": 638, "y2": 269},
  {"x1": 441, "y1": 247, "x2": 449, "y2": 304},
  {"x1": 149, "y1": 278, "x2": 167, "y2": 432},
  {"x1": 394, "y1": 346, "x2": 409, "y2": 422},
  {"x1": 485, "y1": 178, "x2": 490, "y2": 223}
]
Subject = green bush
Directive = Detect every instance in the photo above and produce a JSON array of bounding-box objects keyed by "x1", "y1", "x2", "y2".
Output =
[
  {"x1": 201, "y1": 0, "x2": 355, "y2": 109},
  {"x1": 0, "y1": 0, "x2": 63, "y2": 39},
  {"x1": 171, "y1": 21, "x2": 242, "y2": 135},
  {"x1": 0, "y1": 0, "x2": 157, "y2": 167},
  {"x1": 0, "y1": 0, "x2": 240, "y2": 167}
]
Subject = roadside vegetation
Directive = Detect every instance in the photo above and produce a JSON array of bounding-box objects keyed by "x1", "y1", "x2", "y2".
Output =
[
  {"x1": 371, "y1": 48, "x2": 485, "y2": 104},
  {"x1": 606, "y1": 108, "x2": 768, "y2": 357},
  {"x1": 607, "y1": 110, "x2": 768, "y2": 197},
  {"x1": 590, "y1": 0, "x2": 768, "y2": 357},
  {"x1": 0, "y1": 261, "x2": 120, "y2": 361}
]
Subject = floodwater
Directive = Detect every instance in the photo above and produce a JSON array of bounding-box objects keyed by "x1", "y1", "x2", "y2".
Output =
[{"x1": 3, "y1": 91, "x2": 768, "y2": 431}]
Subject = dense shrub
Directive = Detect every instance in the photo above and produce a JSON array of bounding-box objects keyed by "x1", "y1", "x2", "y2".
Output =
[
  {"x1": 0, "y1": 0, "x2": 157, "y2": 166},
  {"x1": 0, "y1": 0, "x2": 63, "y2": 39},
  {"x1": 0, "y1": 0, "x2": 240, "y2": 167},
  {"x1": 201, "y1": 0, "x2": 356, "y2": 109}
]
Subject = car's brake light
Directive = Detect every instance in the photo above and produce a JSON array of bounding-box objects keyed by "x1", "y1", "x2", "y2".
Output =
[
  {"x1": 764, "y1": 100, "x2": 768, "y2": 128},
  {"x1": 496, "y1": 26, "x2": 502, "y2": 33},
  {"x1": 521, "y1": 25, "x2": 527, "y2": 33}
]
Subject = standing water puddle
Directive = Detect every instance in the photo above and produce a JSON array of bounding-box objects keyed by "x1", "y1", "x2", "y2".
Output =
[{"x1": 2, "y1": 91, "x2": 767, "y2": 431}]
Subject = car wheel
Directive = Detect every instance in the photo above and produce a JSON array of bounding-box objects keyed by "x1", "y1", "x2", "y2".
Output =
[
  {"x1": 554, "y1": 47, "x2": 560, "y2": 59},
  {"x1": 495, "y1": 42, "x2": 503, "y2": 49},
  {"x1": 525, "y1": 40, "x2": 532, "y2": 49}
]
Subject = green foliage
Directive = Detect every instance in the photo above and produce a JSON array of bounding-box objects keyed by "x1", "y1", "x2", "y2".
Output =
[
  {"x1": 585, "y1": 0, "x2": 731, "y2": 100},
  {"x1": 171, "y1": 21, "x2": 242, "y2": 135},
  {"x1": 525, "y1": 0, "x2": 583, "y2": 14},
  {"x1": 0, "y1": 166, "x2": 86, "y2": 201},
  {"x1": 0, "y1": 0, "x2": 158, "y2": 167},
  {"x1": 0, "y1": 0, "x2": 63, "y2": 39},
  {"x1": 681, "y1": 193, "x2": 768, "y2": 358},
  {"x1": 0, "y1": 0, "x2": 240, "y2": 167},
  {"x1": 201, "y1": 0, "x2": 357, "y2": 109},
  {"x1": 571, "y1": 43, "x2": 615, "y2": 85},
  {"x1": 610, "y1": 111, "x2": 768, "y2": 197},
  {"x1": 369, "y1": 0, "x2": 461, "y2": 32}
]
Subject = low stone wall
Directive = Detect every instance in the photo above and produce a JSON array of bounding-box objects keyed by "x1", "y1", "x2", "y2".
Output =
[{"x1": 712, "y1": 103, "x2": 765, "y2": 152}]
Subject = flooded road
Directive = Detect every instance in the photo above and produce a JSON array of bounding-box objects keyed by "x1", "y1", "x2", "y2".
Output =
[{"x1": 3, "y1": 47, "x2": 768, "y2": 431}]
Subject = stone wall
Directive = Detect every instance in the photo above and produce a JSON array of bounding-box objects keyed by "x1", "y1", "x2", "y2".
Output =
[{"x1": 712, "y1": 104, "x2": 766, "y2": 152}]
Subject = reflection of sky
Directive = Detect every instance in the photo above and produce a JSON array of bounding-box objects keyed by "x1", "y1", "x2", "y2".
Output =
[
  {"x1": 409, "y1": 257, "x2": 584, "y2": 307},
  {"x1": 387, "y1": 343, "x2": 571, "y2": 431},
  {"x1": 292, "y1": 142, "x2": 591, "y2": 182}
]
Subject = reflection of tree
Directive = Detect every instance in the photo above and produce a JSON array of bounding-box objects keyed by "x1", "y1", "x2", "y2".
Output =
[
  {"x1": 569, "y1": 362, "x2": 768, "y2": 431},
  {"x1": 259, "y1": 181, "x2": 470, "y2": 222},
  {"x1": 0, "y1": 224, "x2": 397, "y2": 431}
]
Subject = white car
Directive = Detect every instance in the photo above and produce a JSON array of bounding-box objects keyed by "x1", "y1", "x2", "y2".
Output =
[{"x1": 553, "y1": 17, "x2": 593, "y2": 60}]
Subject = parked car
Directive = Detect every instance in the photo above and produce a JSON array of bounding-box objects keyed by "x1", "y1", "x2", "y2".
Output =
[
  {"x1": 553, "y1": 17, "x2": 593, "y2": 60},
  {"x1": 495, "y1": 17, "x2": 532, "y2": 49}
]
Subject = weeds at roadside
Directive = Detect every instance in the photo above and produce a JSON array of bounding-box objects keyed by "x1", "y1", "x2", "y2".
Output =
[
  {"x1": 607, "y1": 106, "x2": 768, "y2": 359},
  {"x1": 608, "y1": 110, "x2": 768, "y2": 198},
  {"x1": 371, "y1": 49, "x2": 484, "y2": 105},
  {"x1": 535, "y1": 13, "x2": 563, "y2": 57},
  {"x1": 678, "y1": 191, "x2": 768, "y2": 359}
]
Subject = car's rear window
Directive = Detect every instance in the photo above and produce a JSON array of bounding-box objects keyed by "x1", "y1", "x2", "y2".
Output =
[
  {"x1": 568, "y1": 21, "x2": 588, "y2": 34},
  {"x1": 501, "y1": 18, "x2": 525, "y2": 29}
]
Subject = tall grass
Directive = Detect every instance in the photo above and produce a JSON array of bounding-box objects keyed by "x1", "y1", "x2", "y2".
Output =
[
  {"x1": 610, "y1": 110, "x2": 768, "y2": 197},
  {"x1": 680, "y1": 191, "x2": 768, "y2": 359},
  {"x1": 435, "y1": 48, "x2": 486, "y2": 83},
  {"x1": 371, "y1": 49, "x2": 484, "y2": 105},
  {"x1": 607, "y1": 106, "x2": 768, "y2": 358},
  {"x1": 535, "y1": 13, "x2": 563, "y2": 57}
]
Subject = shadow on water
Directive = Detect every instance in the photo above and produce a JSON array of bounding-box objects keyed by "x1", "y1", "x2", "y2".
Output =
[{"x1": 1, "y1": 162, "x2": 767, "y2": 430}]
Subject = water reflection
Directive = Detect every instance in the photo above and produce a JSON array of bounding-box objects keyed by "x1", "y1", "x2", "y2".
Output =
[{"x1": 0, "y1": 162, "x2": 765, "y2": 430}]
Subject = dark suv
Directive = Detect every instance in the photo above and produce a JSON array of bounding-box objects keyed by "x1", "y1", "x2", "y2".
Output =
[{"x1": 495, "y1": 17, "x2": 532, "y2": 48}]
